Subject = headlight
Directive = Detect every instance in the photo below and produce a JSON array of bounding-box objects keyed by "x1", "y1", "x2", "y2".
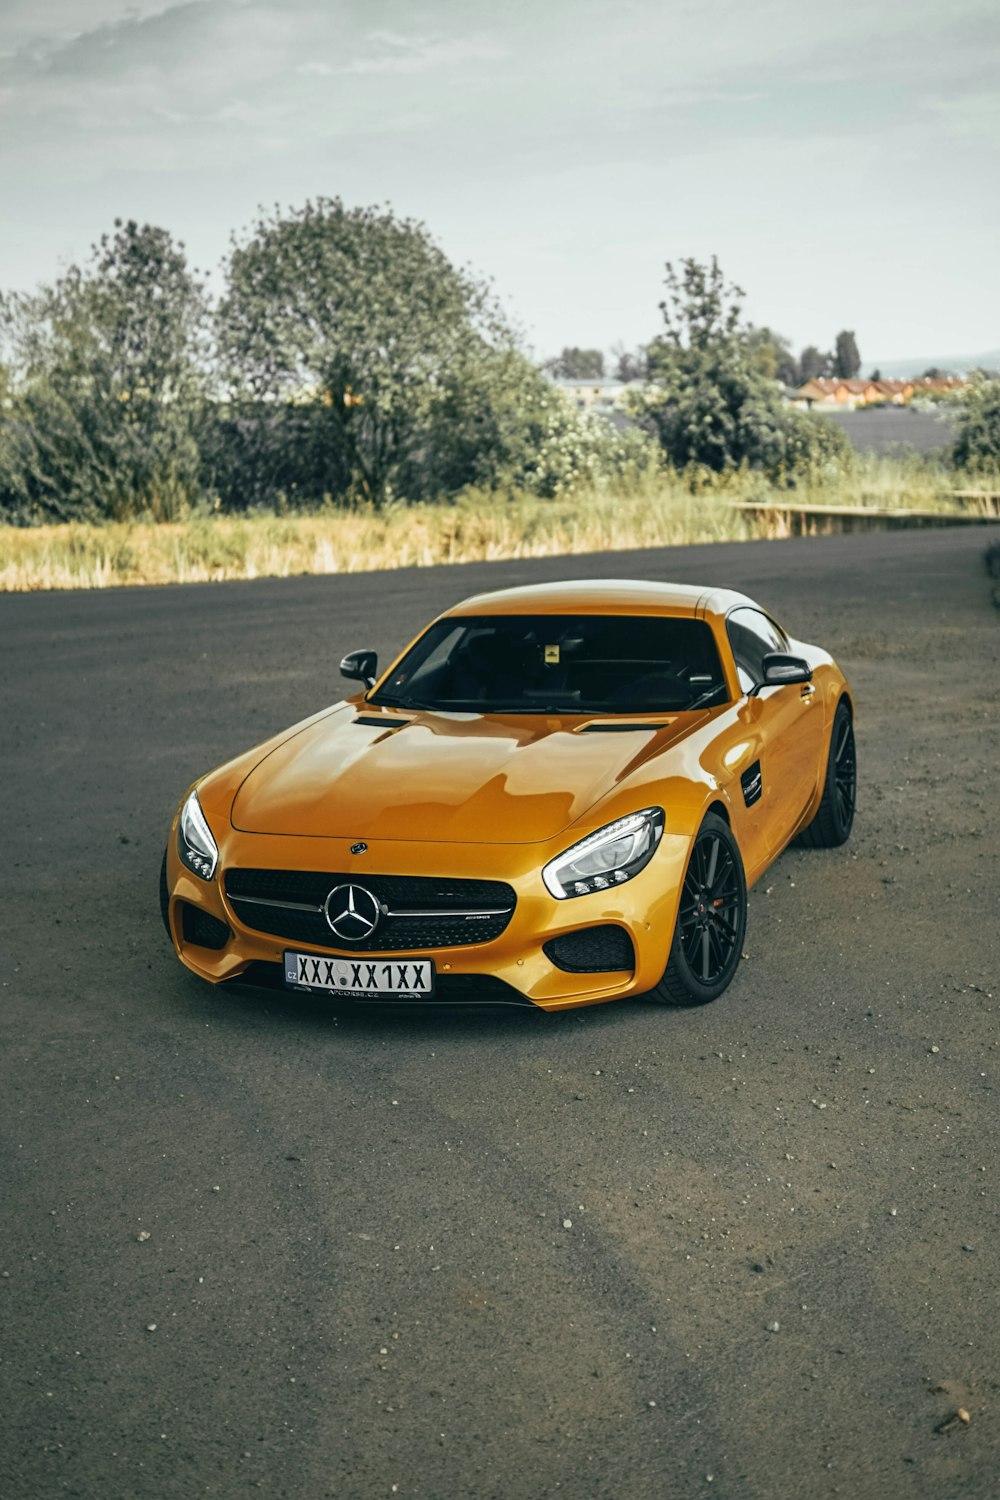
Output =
[
  {"x1": 178, "y1": 791, "x2": 218, "y2": 881},
  {"x1": 543, "y1": 807, "x2": 665, "y2": 899}
]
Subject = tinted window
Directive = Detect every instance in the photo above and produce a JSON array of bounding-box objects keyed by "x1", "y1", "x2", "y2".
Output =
[
  {"x1": 726, "y1": 608, "x2": 789, "y2": 693},
  {"x1": 372, "y1": 614, "x2": 727, "y2": 714}
]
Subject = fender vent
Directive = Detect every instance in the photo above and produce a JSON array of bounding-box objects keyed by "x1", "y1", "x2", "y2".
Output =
[{"x1": 741, "y1": 759, "x2": 763, "y2": 808}]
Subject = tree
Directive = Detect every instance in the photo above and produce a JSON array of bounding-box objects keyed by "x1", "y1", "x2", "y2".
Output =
[
  {"x1": 639, "y1": 256, "x2": 851, "y2": 481},
  {"x1": 609, "y1": 342, "x2": 649, "y2": 383},
  {"x1": 544, "y1": 347, "x2": 605, "y2": 380},
  {"x1": 1, "y1": 220, "x2": 208, "y2": 521},
  {"x1": 834, "y1": 330, "x2": 861, "y2": 379},
  {"x1": 746, "y1": 325, "x2": 799, "y2": 386},
  {"x1": 216, "y1": 198, "x2": 516, "y2": 509},
  {"x1": 920, "y1": 366, "x2": 950, "y2": 380},
  {"x1": 952, "y1": 379, "x2": 1000, "y2": 470},
  {"x1": 798, "y1": 345, "x2": 832, "y2": 384}
]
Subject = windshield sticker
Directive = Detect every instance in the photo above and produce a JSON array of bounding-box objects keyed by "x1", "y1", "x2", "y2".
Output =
[{"x1": 544, "y1": 645, "x2": 560, "y2": 664}]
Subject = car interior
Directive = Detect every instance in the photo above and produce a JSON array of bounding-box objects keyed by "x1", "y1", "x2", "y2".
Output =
[{"x1": 374, "y1": 614, "x2": 728, "y2": 713}]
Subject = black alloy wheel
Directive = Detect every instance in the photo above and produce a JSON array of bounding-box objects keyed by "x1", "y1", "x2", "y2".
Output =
[
  {"x1": 648, "y1": 812, "x2": 747, "y2": 1006},
  {"x1": 797, "y1": 700, "x2": 856, "y2": 848}
]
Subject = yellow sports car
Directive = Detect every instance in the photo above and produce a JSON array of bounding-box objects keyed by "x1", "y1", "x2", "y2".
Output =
[{"x1": 160, "y1": 580, "x2": 856, "y2": 1010}]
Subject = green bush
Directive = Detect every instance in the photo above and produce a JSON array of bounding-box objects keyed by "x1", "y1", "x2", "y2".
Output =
[{"x1": 952, "y1": 379, "x2": 1000, "y2": 471}]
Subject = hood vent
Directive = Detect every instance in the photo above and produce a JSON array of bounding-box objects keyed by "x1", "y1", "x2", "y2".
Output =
[
  {"x1": 353, "y1": 715, "x2": 411, "y2": 730},
  {"x1": 577, "y1": 721, "x2": 672, "y2": 734}
]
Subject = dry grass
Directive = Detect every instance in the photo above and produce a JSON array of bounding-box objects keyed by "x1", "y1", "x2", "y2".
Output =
[
  {"x1": 0, "y1": 484, "x2": 757, "y2": 591},
  {"x1": 0, "y1": 461, "x2": 976, "y2": 593}
]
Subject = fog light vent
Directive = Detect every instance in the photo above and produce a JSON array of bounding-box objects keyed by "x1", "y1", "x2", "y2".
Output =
[
  {"x1": 543, "y1": 926, "x2": 635, "y2": 973},
  {"x1": 181, "y1": 903, "x2": 231, "y2": 951}
]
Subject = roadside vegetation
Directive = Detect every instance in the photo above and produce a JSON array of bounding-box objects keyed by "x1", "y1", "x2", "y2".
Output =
[
  {"x1": 0, "y1": 458, "x2": 974, "y2": 592},
  {"x1": 1, "y1": 203, "x2": 997, "y2": 590}
]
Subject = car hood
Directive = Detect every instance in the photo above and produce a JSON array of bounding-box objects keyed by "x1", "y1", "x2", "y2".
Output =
[{"x1": 230, "y1": 704, "x2": 702, "y2": 844}]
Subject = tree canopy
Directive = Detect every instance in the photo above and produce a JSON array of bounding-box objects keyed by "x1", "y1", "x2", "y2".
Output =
[
  {"x1": 1, "y1": 220, "x2": 207, "y2": 521},
  {"x1": 798, "y1": 345, "x2": 832, "y2": 384},
  {"x1": 216, "y1": 198, "x2": 523, "y2": 509},
  {"x1": 544, "y1": 347, "x2": 605, "y2": 380},
  {"x1": 952, "y1": 379, "x2": 1000, "y2": 470},
  {"x1": 746, "y1": 326, "x2": 799, "y2": 386},
  {"x1": 834, "y1": 330, "x2": 861, "y2": 379},
  {"x1": 640, "y1": 258, "x2": 850, "y2": 481}
]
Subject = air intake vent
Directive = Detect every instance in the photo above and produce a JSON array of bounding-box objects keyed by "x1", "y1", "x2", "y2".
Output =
[
  {"x1": 181, "y1": 903, "x2": 231, "y2": 951},
  {"x1": 741, "y1": 759, "x2": 763, "y2": 808},
  {"x1": 544, "y1": 926, "x2": 635, "y2": 973}
]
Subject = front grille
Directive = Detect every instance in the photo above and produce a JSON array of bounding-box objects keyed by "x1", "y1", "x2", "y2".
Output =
[
  {"x1": 224, "y1": 869, "x2": 515, "y2": 952},
  {"x1": 543, "y1": 925, "x2": 635, "y2": 973},
  {"x1": 181, "y1": 903, "x2": 231, "y2": 951}
]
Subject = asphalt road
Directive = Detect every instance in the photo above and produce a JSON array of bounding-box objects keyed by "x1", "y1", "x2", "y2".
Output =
[{"x1": 1, "y1": 528, "x2": 998, "y2": 1500}]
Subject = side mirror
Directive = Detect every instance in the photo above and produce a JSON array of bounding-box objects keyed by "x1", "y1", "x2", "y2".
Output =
[
  {"x1": 759, "y1": 652, "x2": 813, "y2": 689},
  {"x1": 340, "y1": 649, "x2": 378, "y2": 689}
]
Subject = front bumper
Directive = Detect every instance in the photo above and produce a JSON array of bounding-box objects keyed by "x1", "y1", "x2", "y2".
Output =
[{"x1": 164, "y1": 823, "x2": 691, "y2": 1011}]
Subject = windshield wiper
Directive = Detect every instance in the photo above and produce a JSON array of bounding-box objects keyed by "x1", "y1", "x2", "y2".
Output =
[{"x1": 687, "y1": 684, "x2": 727, "y2": 710}]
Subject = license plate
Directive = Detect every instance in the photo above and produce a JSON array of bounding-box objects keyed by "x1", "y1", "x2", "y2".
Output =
[{"x1": 284, "y1": 951, "x2": 435, "y2": 998}]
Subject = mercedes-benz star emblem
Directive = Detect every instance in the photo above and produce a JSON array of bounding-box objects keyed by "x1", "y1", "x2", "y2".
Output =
[{"x1": 323, "y1": 883, "x2": 381, "y2": 942}]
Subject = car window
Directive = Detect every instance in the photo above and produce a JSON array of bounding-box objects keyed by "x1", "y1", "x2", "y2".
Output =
[
  {"x1": 726, "y1": 608, "x2": 789, "y2": 694},
  {"x1": 372, "y1": 614, "x2": 728, "y2": 713}
]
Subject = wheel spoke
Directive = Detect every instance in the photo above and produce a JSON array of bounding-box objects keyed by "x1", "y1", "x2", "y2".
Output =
[
  {"x1": 713, "y1": 911, "x2": 738, "y2": 939},
  {"x1": 700, "y1": 928, "x2": 711, "y2": 981},
  {"x1": 705, "y1": 836, "x2": 719, "y2": 889},
  {"x1": 711, "y1": 849, "x2": 732, "y2": 892}
]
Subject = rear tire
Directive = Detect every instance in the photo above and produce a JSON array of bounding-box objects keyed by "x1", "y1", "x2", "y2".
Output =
[
  {"x1": 797, "y1": 700, "x2": 856, "y2": 849},
  {"x1": 647, "y1": 813, "x2": 747, "y2": 1006}
]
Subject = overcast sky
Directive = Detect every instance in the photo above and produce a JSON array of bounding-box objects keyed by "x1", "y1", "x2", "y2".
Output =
[{"x1": 2, "y1": 0, "x2": 998, "y2": 368}]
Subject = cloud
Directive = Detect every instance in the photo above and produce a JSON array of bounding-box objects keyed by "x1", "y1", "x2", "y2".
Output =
[
  {"x1": 0, "y1": 0, "x2": 191, "y2": 54},
  {"x1": 1, "y1": 0, "x2": 998, "y2": 357},
  {"x1": 338, "y1": 32, "x2": 505, "y2": 76},
  {"x1": 924, "y1": 91, "x2": 1000, "y2": 145}
]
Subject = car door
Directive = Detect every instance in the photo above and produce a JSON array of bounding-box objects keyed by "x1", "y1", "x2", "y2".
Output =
[{"x1": 726, "y1": 607, "x2": 824, "y2": 855}]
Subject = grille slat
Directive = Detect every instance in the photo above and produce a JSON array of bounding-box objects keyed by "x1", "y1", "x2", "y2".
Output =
[{"x1": 224, "y1": 869, "x2": 515, "y2": 951}]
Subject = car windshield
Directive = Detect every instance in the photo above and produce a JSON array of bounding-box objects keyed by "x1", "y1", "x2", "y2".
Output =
[{"x1": 370, "y1": 613, "x2": 728, "y2": 714}]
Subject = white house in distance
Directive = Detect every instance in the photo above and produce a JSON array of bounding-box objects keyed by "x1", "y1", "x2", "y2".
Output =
[{"x1": 550, "y1": 378, "x2": 638, "y2": 412}]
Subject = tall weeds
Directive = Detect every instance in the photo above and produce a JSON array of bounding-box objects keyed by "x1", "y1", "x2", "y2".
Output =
[{"x1": 0, "y1": 462, "x2": 985, "y2": 593}]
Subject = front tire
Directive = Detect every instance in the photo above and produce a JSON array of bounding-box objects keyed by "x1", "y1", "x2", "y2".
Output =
[
  {"x1": 647, "y1": 813, "x2": 747, "y2": 1006},
  {"x1": 797, "y1": 700, "x2": 856, "y2": 848}
]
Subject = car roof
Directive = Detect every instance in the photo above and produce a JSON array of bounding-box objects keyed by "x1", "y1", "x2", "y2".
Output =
[{"x1": 446, "y1": 578, "x2": 758, "y2": 621}]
